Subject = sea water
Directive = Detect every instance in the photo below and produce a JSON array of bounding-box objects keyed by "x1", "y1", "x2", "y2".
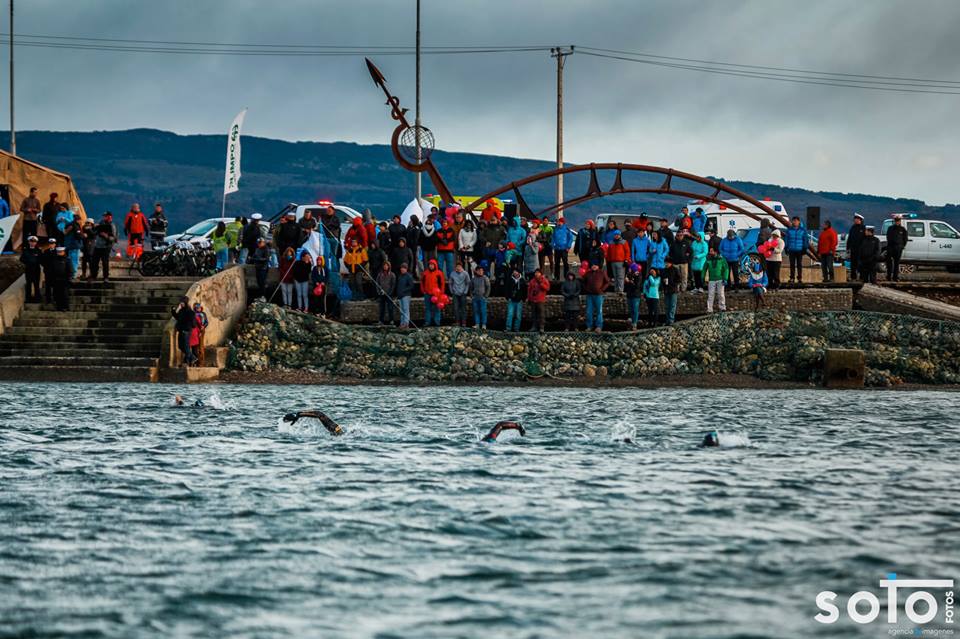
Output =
[{"x1": 1, "y1": 383, "x2": 957, "y2": 638}]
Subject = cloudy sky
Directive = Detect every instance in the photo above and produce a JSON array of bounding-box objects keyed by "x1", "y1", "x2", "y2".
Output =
[{"x1": 9, "y1": 0, "x2": 960, "y2": 204}]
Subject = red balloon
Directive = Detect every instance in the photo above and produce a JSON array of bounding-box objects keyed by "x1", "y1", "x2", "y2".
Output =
[{"x1": 431, "y1": 295, "x2": 439, "y2": 303}]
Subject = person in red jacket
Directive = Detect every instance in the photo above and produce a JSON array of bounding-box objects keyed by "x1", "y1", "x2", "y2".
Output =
[
  {"x1": 526, "y1": 269, "x2": 550, "y2": 333},
  {"x1": 420, "y1": 258, "x2": 446, "y2": 327},
  {"x1": 606, "y1": 231, "x2": 631, "y2": 293},
  {"x1": 480, "y1": 199, "x2": 502, "y2": 223},
  {"x1": 124, "y1": 203, "x2": 150, "y2": 258},
  {"x1": 345, "y1": 217, "x2": 368, "y2": 248},
  {"x1": 435, "y1": 219, "x2": 457, "y2": 278},
  {"x1": 582, "y1": 263, "x2": 611, "y2": 332},
  {"x1": 817, "y1": 220, "x2": 839, "y2": 283}
]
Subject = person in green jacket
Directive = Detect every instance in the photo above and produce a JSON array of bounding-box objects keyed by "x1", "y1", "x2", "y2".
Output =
[
  {"x1": 703, "y1": 247, "x2": 729, "y2": 312},
  {"x1": 643, "y1": 267, "x2": 661, "y2": 326},
  {"x1": 689, "y1": 232, "x2": 709, "y2": 291},
  {"x1": 211, "y1": 221, "x2": 230, "y2": 271},
  {"x1": 224, "y1": 216, "x2": 243, "y2": 262},
  {"x1": 537, "y1": 218, "x2": 554, "y2": 274}
]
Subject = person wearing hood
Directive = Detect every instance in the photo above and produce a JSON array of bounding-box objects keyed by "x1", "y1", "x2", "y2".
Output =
[
  {"x1": 449, "y1": 262, "x2": 471, "y2": 327},
  {"x1": 689, "y1": 232, "x2": 709, "y2": 292},
  {"x1": 527, "y1": 269, "x2": 550, "y2": 333},
  {"x1": 395, "y1": 262, "x2": 415, "y2": 328},
  {"x1": 624, "y1": 262, "x2": 643, "y2": 330},
  {"x1": 506, "y1": 215, "x2": 527, "y2": 248},
  {"x1": 647, "y1": 230, "x2": 669, "y2": 270},
  {"x1": 587, "y1": 237, "x2": 605, "y2": 270},
  {"x1": 436, "y1": 219, "x2": 457, "y2": 278},
  {"x1": 345, "y1": 216, "x2": 369, "y2": 248},
  {"x1": 561, "y1": 271, "x2": 582, "y2": 331},
  {"x1": 458, "y1": 220, "x2": 478, "y2": 273},
  {"x1": 582, "y1": 262, "x2": 611, "y2": 333},
  {"x1": 291, "y1": 251, "x2": 313, "y2": 312},
  {"x1": 846, "y1": 213, "x2": 866, "y2": 281},
  {"x1": 420, "y1": 258, "x2": 446, "y2": 326},
  {"x1": 719, "y1": 229, "x2": 746, "y2": 289},
  {"x1": 785, "y1": 216, "x2": 808, "y2": 283},
  {"x1": 480, "y1": 199, "x2": 502, "y2": 223},
  {"x1": 761, "y1": 229, "x2": 785, "y2": 289},
  {"x1": 470, "y1": 264, "x2": 491, "y2": 329},
  {"x1": 504, "y1": 269, "x2": 527, "y2": 332},
  {"x1": 390, "y1": 237, "x2": 414, "y2": 275},
  {"x1": 747, "y1": 260, "x2": 768, "y2": 310},
  {"x1": 522, "y1": 232, "x2": 540, "y2": 279},
  {"x1": 642, "y1": 266, "x2": 662, "y2": 327},
  {"x1": 575, "y1": 220, "x2": 598, "y2": 264},
  {"x1": 551, "y1": 217, "x2": 575, "y2": 279},
  {"x1": 368, "y1": 240, "x2": 388, "y2": 282},
  {"x1": 818, "y1": 220, "x2": 839, "y2": 283},
  {"x1": 344, "y1": 239, "x2": 369, "y2": 300},
  {"x1": 375, "y1": 261, "x2": 397, "y2": 325},
  {"x1": 859, "y1": 226, "x2": 881, "y2": 284},
  {"x1": 361, "y1": 209, "x2": 377, "y2": 246},
  {"x1": 310, "y1": 255, "x2": 329, "y2": 315}
]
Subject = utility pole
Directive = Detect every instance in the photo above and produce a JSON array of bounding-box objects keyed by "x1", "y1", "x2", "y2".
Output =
[
  {"x1": 551, "y1": 46, "x2": 573, "y2": 215},
  {"x1": 8, "y1": 0, "x2": 14, "y2": 156},
  {"x1": 414, "y1": 0, "x2": 421, "y2": 200}
]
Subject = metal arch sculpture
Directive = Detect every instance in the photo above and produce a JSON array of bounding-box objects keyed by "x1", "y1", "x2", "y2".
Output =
[{"x1": 460, "y1": 163, "x2": 792, "y2": 229}]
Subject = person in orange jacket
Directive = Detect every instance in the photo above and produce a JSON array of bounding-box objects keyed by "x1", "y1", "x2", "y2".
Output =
[
  {"x1": 526, "y1": 269, "x2": 550, "y2": 333},
  {"x1": 124, "y1": 203, "x2": 150, "y2": 258},
  {"x1": 817, "y1": 220, "x2": 839, "y2": 283},
  {"x1": 345, "y1": 217, "x2": 369, "y2": 248},
  {"x1": 606, "y1": 230, "x2": 631, "y2": 293},
  {"x1": 420, "y1": 258, "x2": 447, "y2": 326}
]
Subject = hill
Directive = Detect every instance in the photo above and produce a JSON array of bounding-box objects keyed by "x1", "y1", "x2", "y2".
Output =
[{"x1": 5, "y1": 129, "x2": 957, "y2": 232}]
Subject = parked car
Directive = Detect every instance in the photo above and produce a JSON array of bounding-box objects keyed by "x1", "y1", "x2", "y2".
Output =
[
  {"x1": 165, "y1": 217, "x2": 272, "y2": 246},
  {"x1": 879, "y1": 215, "x2": 960, "y2": 272}
]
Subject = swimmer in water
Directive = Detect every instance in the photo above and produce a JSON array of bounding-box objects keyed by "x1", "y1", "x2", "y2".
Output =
[
  {"x1": 481, "y1": 421, "x2": 525, "y2": 442},
  {"x1": 700, "y1": 431, "x2": 719, "y2": 447},
  {"x1": 282, "y1": 410, "x2": 344, "y2": 436},
  {"x1": 173, "y1": 395, "x2": 204, "y2": 408}
]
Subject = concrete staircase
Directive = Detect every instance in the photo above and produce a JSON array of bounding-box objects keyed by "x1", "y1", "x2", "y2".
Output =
[{"x1": 0, "y1": 271, "x2": 195, "y2": 382}]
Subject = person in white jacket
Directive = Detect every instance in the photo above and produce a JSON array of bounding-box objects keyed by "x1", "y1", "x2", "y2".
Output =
[
  {"x1": 458, "y1": 220, "x2": 478, "y2": 273},
  {"x1": 763, "y1": 229, "x2": 785, "y2": 289}
]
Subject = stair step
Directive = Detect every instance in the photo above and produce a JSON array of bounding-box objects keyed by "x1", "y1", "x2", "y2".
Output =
[
  {"x1": 0, "y1": 345, "x2": 159, "y2": 356},
  {"x1": 24, "y1": 303, "x2": 175, "y2": 313},
  {"x1": 0, "y1": 355, "x2": 159, "y2": 367},
  {"x1": 14, "y1": 318, "x2": 168, "y2": 329},
  {"x1": 1, "y1": 327, "x2": 157, "y2": 338},
  {"x1": 16, "y1": 310, "x2": 171, "y2": 320},
  {"x1": 0, "y1": 334, "x2": 159, "y2": 345},
  {"x1": 0, "y1": 365, "x2": 158, "y2": 382}
]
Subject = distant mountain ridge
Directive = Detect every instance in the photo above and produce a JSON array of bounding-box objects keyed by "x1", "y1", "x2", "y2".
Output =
[{"x1": 4, "y1": 128, "x2": 956, "y2": 232}]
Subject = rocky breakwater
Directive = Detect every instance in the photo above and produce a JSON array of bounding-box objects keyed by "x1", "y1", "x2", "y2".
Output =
[{"x1": 229, "y1": 302, "x2": 960, "y2": 387}]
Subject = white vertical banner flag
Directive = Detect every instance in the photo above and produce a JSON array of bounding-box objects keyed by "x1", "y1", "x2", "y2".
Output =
[{"x1": 223, "y1": 108, "x2": 247, "y2": 196}]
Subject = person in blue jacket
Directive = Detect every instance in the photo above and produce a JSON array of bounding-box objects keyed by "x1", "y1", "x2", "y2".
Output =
[
  {"x1": 719, "y1": 229, "x2": 746, "y2": 289},
  {"x1": 631, "y1": 228, "x2": 651, "y2": 280},
  {"x1": 601, "y1": 220, "x2": 620, "y2": 245},
  {"x1": 747, "y1": 260, "x2": 768, "y2": 310},
  {"x1": 506, "y1": 216, "x2": 527, "y2": 249},
  {"x1": 647, "y1": 230, "x2": 669, "y2": 270},
  {"x1": 551, "y1": 217, "x2": 575, "y2": 279},
  {"x1": 784, "y1": 216, "x2": 808, "y2": 284},
  {"x1": 691, "y1": 207, "x2": 707, "y2": 236}
]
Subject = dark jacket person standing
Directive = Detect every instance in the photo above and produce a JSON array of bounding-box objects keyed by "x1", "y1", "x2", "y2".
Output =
[
  {"x1": 847, "y1": 213, "x2": 866, "y2": 280},
  {"x1": 885, "y1": 215, "x2": 909, "y2": 282},
  {"x1": 172, "y1": 297, "x2": 198, "y2": 366},
  {"x1": 859, "y1": 227, "x2": 881, "y2": 284}
]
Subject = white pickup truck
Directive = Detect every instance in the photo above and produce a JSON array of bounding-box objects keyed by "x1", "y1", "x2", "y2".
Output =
[{"x1": 880, "y1": 216, "x2": 960, "y2": 272}]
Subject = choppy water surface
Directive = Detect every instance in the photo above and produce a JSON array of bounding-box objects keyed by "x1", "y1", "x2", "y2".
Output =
[{"x1": 1, "y1": 383, "x2": 958, "y2": 638}]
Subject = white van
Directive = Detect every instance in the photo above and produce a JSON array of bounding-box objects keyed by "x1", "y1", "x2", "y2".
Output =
[
  {"x1": 879, "y1": 216, "x2": 960, "y2": 271},
  {"x1": 684, "y1": 198, "x2": 789, "y2": 237}
]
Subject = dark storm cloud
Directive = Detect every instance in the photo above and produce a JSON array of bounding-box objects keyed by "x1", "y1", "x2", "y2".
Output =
[{"x1": 10, "y1": 0, "x2": 960, "y2": 203}]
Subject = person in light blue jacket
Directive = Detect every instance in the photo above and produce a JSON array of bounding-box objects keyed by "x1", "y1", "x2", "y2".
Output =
[
  {"x1": 689, "y1": 232, "x2": 709, "y2": 291},
  {"x1": 747, "y1": 261, "x2": 768, "y2": 310},
  {"x1": 506, "y1": 216, "x2": 527, "y2": 249},
  {"x1": 784, "y1": 216, "x2": 808, "y2": 283},
  {"x1": 719, "y1": 229, "x2": 746, "y2": 288},
  {"x1": 643, "y1": 267, "x2": 661, "y2": 326},
  {"x1": 631, "y1": 229, "x2": 651, "y2": 278},
  {"x1": 551, "y1": 217, "x2": 575, "y2": 279},
  {"x1": 691, "y1": 207, "x2": 707, "y2": 235},
  {"x1": 647, "y1": 230, "x2": 669, "y2": 270}
]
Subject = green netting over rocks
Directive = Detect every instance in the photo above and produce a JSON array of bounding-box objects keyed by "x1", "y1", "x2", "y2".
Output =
[{"x1": 229, "y1": 301, "x2": 960, "y2": 387}]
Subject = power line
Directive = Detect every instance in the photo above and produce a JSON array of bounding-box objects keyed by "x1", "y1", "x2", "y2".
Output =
[
  {"x1": 578, "y1": 46, "x2": 960, "y2": 86},
  {"x1": 577, "y1": 51, "x2": 960, "y2": 95}
]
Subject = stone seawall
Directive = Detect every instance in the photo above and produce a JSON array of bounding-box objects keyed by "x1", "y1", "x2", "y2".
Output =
[
  {"x1": 229, "y1": 302, "x2": 960, "y2": 387},
  {"x1": 340, "y1": 288, "x2": 854, "y2": 324}
]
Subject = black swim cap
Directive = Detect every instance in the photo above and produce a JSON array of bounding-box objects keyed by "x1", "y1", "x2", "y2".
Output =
[{"x1": 283, "y1": 413, "x2": 297, "y2": 422}]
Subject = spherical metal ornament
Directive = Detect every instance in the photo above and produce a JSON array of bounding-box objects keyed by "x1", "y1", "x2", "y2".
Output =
[{"x1": 398, "y1": 125, "x2": 435, "y2": 166}]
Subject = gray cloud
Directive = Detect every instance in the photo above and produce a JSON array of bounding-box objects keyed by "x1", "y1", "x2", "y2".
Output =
[{"x1": 10, "y1": 0, "x2": 960, "y2": 203}]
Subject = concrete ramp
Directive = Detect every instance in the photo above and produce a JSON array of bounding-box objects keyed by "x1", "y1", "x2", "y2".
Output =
[{"x1": 856, "y1": 284, "x2": 960, "y2": 322}]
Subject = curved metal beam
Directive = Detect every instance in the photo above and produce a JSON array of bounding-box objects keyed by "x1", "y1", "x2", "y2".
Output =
[{"x1": 461, "y1": 162, "x2": 790, "y2": 228}]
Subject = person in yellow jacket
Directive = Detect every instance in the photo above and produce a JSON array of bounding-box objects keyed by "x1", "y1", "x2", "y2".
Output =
[
  {"x1": 344, "y1": 238, "x2": 369, "y2": 299},
  {"x1": 224, "y1": 216, "x2": 243, "y2": 262}
]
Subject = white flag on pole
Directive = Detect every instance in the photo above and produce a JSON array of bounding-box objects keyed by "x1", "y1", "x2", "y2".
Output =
[{"x1": 223, "y1": 109, "x2": 247, "y2": 196}]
